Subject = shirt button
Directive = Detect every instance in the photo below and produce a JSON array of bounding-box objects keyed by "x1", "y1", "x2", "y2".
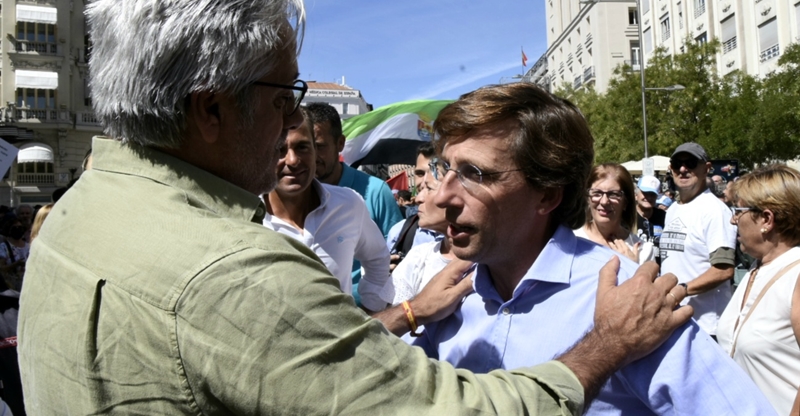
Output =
[{"x1": 502, "y1": 308, "x2": 511, "y2": 315}]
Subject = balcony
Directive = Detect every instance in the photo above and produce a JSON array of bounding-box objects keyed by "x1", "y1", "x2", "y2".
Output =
[
  {"x1": 694, "y1": 2, "x2": 706, "y2": 18},
  {"x1": 13, "y1": 108, "x2": 72, "y2": 124},
  {"x1": 16, "y1": 173, "x2": 54, "y2": 185},
  {"x1": 760, "y1": 44, "x2": 780, "y2": 62},
  {"x1": 723, "y1": 36, "x2": 737, "y2": 54},
  {"x1": 14, "y1": 41, "x2": 57, "y2": 55},
  {"x1": 583, "y1": 66, "x2": 595, "y2": 82},
  {"x1": 573, "y1": 76, "x2": 582, "y2": 89},
  {"x1": 75, "y1": 111, "x2": 103, "y2": 131},
  {"x1": 625, "y1": 60, "x2": 641, "y2": 71}
]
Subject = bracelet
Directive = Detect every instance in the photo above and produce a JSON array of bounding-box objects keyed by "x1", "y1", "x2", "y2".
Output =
[
  {"x1": 678, "y1": 283, "x2": 688, "y2": 295},
  {"x1": 401, "y1": 301, "x2": 422, "y2": 337}
]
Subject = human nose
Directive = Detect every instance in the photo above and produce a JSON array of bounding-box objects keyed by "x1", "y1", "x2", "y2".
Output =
[
  {"x1": 284, "y1": 148, "x2": 299, "y2": 166},
  {"x1": 433, "y1": 169, "x2": 460, "y2": 209}
]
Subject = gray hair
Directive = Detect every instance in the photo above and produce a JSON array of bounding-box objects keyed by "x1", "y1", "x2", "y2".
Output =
[{"x1": 87, "y1": 0, "x2": 305, "y2": 148}]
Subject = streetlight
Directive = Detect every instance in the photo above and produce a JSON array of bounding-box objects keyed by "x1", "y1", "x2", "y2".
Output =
[{"x1": 645, "y1": 84, "x2": 685, "y2": 91}]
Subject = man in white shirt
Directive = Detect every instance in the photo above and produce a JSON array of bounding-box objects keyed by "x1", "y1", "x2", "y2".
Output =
[
  {"x1": 262, "y1": 111, "x2": 393, "y2": 312},
  {"x1": 660, "y1": 142, "x2": 737, "y2": 337}
]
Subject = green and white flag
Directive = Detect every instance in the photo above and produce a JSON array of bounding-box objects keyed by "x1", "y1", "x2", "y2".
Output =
[{"x1": 342, "y1": 99, "x2": 452, "y2": 166}]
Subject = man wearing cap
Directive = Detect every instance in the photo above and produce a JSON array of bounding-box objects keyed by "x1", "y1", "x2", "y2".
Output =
[
  {"x1": 635, "y1": 176, "x2": 666, "y2": 263},
  {"x1": 660, "y1": 142, "x2": 737, "y2": 338}
]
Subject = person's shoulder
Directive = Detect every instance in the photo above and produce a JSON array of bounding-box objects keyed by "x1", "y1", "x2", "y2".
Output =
[
  {"x1": 572, "y1": 235, "x2": 639, "y2": 281},
  {"x1": 321, "y1": 182, "x2": 365, "y2": 203}
]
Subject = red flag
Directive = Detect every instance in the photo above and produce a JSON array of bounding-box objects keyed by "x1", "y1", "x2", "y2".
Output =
[
  {"x1": 522, "y1": 49, "x2": 528, "y2": 67},
  {"x1": 386, "y1": 171, "x2": 409, "y2": 192}
]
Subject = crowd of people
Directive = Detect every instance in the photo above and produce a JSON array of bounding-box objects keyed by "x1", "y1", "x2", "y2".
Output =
[{"x1": 0, "y1": 0, "x2": 797, "y2": 415}]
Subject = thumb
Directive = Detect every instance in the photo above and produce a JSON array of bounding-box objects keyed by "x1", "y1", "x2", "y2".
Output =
[{"x1": 597, "y1": 256, "x2": 621, "y2": 295}]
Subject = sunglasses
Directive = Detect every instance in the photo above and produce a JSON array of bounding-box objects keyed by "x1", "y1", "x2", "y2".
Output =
[{"x1": 670, "y1": 158, "x2": 699, "y2": 170}]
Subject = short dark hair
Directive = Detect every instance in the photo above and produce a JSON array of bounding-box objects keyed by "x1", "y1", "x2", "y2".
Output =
[
  {"x1": 397, "y1": 190, "x2": 412, "y2": 200},
  {"x1": 416, "y1": 142, "x2": 436, "y2": 159},
  {"x1": 305, "y1": 102, "x2": 343, "y2": 138},
  {"x1": 434, "y1": 83, "x2": 594, "y2": 229}
]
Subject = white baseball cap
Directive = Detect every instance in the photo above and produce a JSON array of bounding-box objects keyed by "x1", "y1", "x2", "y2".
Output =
[{"x1": 637, "y1": 175, "x2": 661, "y2": 194}]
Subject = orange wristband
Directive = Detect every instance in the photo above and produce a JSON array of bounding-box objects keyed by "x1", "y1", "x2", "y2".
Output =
[{"x1": 401, "y1": 301, "x2": 422, "y2": 337}]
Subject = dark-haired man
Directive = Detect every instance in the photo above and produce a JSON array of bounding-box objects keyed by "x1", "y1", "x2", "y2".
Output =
[
  {"x1": 417, "y1": 84, "x2": 774, "y2": 415},
  {"x1": 306, "y1": 102, "x2": 402, "y2": 303}
]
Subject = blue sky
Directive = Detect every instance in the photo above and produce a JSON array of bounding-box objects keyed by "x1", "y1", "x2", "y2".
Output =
[{"x1": 298, "y1": 1, "x2": 548, "y2": 109}]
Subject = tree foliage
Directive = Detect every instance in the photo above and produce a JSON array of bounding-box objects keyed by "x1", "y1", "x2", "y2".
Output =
[{"x1": 556, "y1": 39, "x2": 800, "y2": 168}]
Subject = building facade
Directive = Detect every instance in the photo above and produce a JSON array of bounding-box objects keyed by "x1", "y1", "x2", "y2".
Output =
[
  {"x1": 535, "y1": 0, "x2": 800, "y2": 93},
  {"x1": 303, "y1": 81, "x2": 372, "y2": 120},
  {"x1": 0, "y1": 0, "x2": 99, "y2": 206}
]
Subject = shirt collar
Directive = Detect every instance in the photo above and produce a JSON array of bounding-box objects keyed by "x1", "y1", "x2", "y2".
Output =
[
  {"x1": 337, "y1": 162, "x2": 356, "y2": 188},
  {"x1": 473, "y1": 224, "x2": 577, "y2": 300},
  {"x1": 91, "y1": 136, "x2": 266, "y2": 224}
]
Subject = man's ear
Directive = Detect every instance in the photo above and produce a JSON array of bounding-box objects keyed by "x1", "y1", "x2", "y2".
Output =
[
  {"x1": 336, "y1": 134, "x2": 346, "y2": 153},
  {"x1": 188, "y1": 91, "x2": 222, "y2": 145},
  {"x1": 537, "y1": 187, "x2": 564, "y2": 216}
]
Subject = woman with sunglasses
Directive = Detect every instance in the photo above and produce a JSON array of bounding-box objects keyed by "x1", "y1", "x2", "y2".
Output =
[
  {"x1": 574, "y1": 164, "x2": 655, "y2": 264},
  {"x1": 717, "y1": 164, "x2": 800, "y2": 415}
]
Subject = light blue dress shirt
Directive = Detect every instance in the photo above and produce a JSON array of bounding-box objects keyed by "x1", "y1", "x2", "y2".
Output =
[{"x1": 415, "y1": 225, "x2": 776, "y2": 415}]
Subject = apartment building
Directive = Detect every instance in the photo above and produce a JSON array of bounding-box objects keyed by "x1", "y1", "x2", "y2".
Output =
[
  {"x1": 0, "y1": 0, "x2": 98, "y2": 206},
  {"x1": 534, "y1": 0, "x2": 800, "y2": 93},
  {"x1": 535, "y1": 0, "x2": 641, "y2": 93},
  {"x1": 640, "y1": 0, "x2": 798, "y2": 77}
]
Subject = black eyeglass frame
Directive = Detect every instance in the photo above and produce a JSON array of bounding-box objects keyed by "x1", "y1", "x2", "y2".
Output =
[{"x1": 252, "y1": 79, "x2": 308, "y2": 115}]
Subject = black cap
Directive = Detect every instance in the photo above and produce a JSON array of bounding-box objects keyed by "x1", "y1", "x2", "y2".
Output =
[{"x1": 671, "y1": 142, "x2": 709, "y2": 161}]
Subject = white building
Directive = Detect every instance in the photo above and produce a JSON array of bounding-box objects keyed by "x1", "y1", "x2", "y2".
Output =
[
  {"x1": 639, "y1": 0, "x2": 797, "y2": 77},
  {"x1": 0, "y1": 0, "x2": 99, "y2": 206},
  {"x1": 535, "y1": 0, "x2": 800, "y2": 93},
  {"x1": 303, "y1": 81, "x2": 371, "y2": 120}
]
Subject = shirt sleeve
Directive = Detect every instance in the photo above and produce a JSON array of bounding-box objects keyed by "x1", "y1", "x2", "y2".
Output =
[
  {"x1": 176, "y1": 245, "x2": 586, "y2": 416},
  {"x1": 704, "y1": 200, "x2": 737, "y2": 253},
  {"x1": 390, "y1": 243, "x2": 429, "y2": 305},
  {"x1": 616, "y1": 321, "x2": 778, "y2": 415},
  {"x1": 353, "y1": 200, "x2": 393, "y2": 311},
  {"x1": 371, "y1": 181, "x2": 404, "y2": 239}
]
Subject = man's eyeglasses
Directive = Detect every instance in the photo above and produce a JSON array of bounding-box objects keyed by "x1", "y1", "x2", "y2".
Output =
[
  {"x1": 252, "y1": 79, "x2": 308, "y2": 116},
  {"x1": 588, "y1": 189, "x2": 625, "y2": 203},
  {"x1": 428, "y1": 157, "x2": 523, "y2": 190},
  {"x1": 670, "y1": 158, "x2": 699, "y2": 170}
]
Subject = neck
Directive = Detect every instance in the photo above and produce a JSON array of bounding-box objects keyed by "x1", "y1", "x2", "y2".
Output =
[
  {"x1": 678, "y1": 185, "x2": 705, "y2": 204},
  {"x1": 759, "y1": 239, "x2": 794, "y2": 266},
  {"x1": 636, "y1": 205, "x2": 653, "y2": 218},
  {"x1": 587, "y1": 221, "x2": 626, "y2": 244},
  {"x1": 264, "y1": 186, "x2": 320, "y2": 231},
  {"x1": 319, "y1": 162, "x2": 344, "y2": 186},
  {"x1": 486, "y1": 222, "x2": 555, "y2": 302}
]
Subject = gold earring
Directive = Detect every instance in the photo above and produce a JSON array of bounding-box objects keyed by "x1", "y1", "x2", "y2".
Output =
[{"x1": 761, "y1": 228, "x2": 768, "y2": 234}]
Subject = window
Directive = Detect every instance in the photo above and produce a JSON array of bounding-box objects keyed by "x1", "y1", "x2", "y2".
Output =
[
  {"x1": 629, "y1": 8, "x2": 639, "y2": 25},
  {"x1": 661, "y1": 16, "x2": 671, "y2": 41},
  {"x1": 759, "y1": 18, "x2": 779, "y2": 62},
  {"x1": 696, "y1": 32, "x2": 707, "y2": 45},
  {"x1": 15, "y1": 22, "x2": 56, "y2": 53},
  {"x1": 644, "y1": 28, "x2": 653, "y2": 53},
  {"x1": 694, "y1": 0, "x2": 706, "y2": 18},
  {"x1": 642, "y1": 0, "x2": 650, "y2": 15},
  {"x1": 721, "y1": 15, "x2": 737, "y2": 54},
  {"x1": 630, "y1": 41, "x2": 641, "y2": 69},
  {"x1": 16, "y1": 88, "x2": 56, "y2": 109}
]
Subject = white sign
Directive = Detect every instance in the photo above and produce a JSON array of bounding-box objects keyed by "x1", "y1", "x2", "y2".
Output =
[
  {"x1": 642, "y1": 157, "x2": 655, "y2": 176},
  {"x1": 0, "y1": 138, "x2": 20, "y2": 176}
]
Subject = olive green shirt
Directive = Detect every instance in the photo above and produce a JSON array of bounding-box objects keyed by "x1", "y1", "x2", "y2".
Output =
[{"x1": 18, "y1": 137, "x2": 584, "y2": 415}]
